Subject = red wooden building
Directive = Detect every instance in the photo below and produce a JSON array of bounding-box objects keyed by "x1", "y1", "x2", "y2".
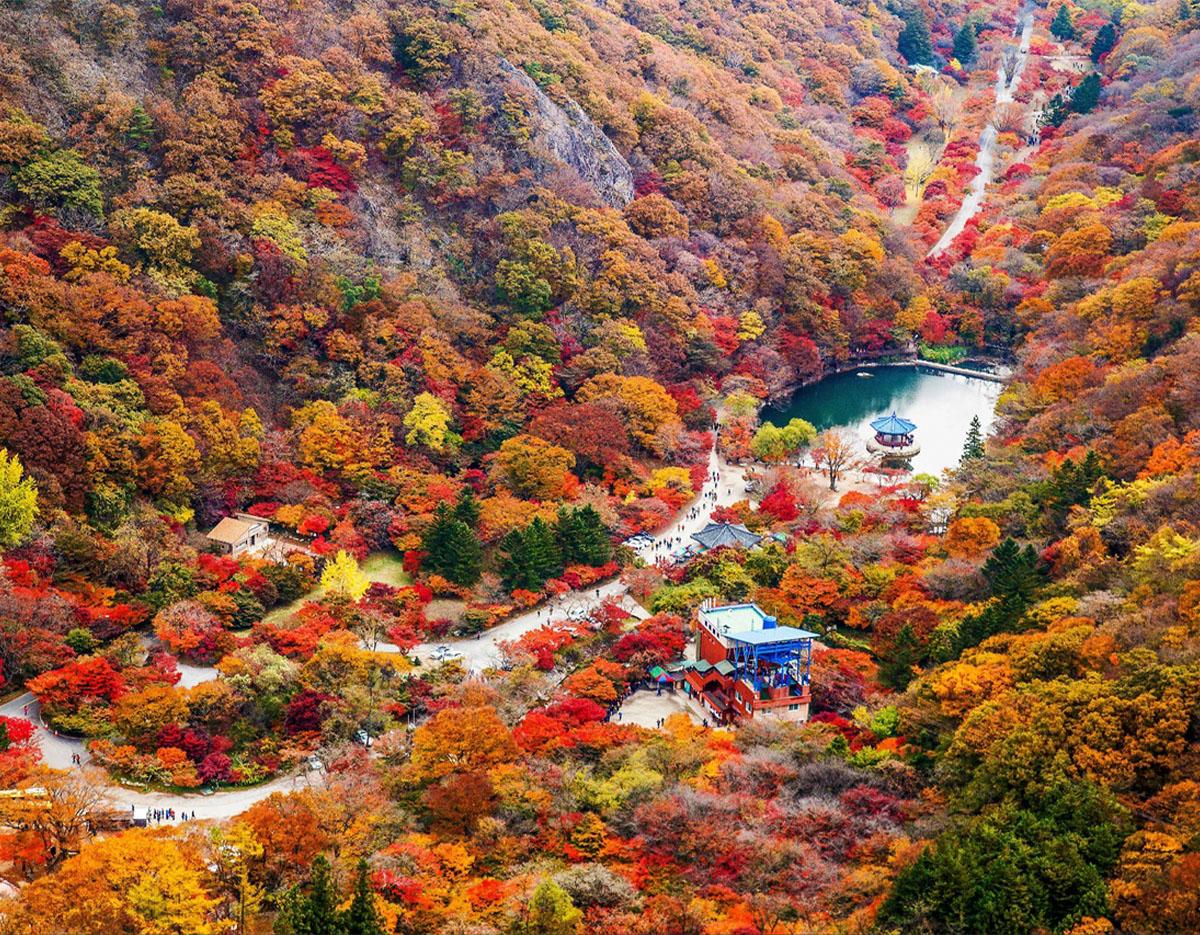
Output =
[{"x1": 680, "y1": 600, "x2": 814, "y2": 723}]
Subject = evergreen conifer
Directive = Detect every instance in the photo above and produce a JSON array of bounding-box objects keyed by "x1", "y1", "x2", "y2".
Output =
[
  {"x1": 501, "y1": 517, "x2": 562, "y2": 591},
  {"x1": 953, "y1": 22, "x2": 977, "y2": 65},
  {"x1": 343, "y1": 860, "x2": 384, "y2": 935},
  {"x1": 277, "y1": 856, "x2": 344, "y2": 935},
  {"x1": 898, "y1": 6, "x2": 935, "y2": 65},
  {"x1": 1091, "y1": 22, "x2": 1117, "y2": 61},
  {"x1": 961, "y1": 415, "x2": 985, "y2": 462},
  {"x1": 443, "y1": 520, "x2": 482, "y2": 586},
  {"x1": 452, "y1": 487, "x2": 480, "y2": 528},
  {"x1": 879, "y1": 624, "x2": 921, "y2": 690},
  {"x1": 1069, "y1": 72, "x2": 1101, "y2": 113},
  {"x1": 422, "y1": 503, "x2": 482, "y2": 586},
  {"x1": 556, "y1": 505, "x2": 611, "y2": 566},
  {"x1": 1051, "y1": 4, "x2": 1076, "y2": 40}
]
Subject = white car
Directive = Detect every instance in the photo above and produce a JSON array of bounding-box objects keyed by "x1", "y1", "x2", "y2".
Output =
[{"x1": 430, "y1": 645, "x2": 463, "y2": 662}]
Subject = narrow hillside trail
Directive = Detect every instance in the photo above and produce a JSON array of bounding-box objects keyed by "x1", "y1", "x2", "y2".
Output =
[
  {"x1": 927, "y1": 3, "x2": 1036, "y2": 258},
  {"x1": 4, "y1": 441, "x2": 746, "y2": 819}
]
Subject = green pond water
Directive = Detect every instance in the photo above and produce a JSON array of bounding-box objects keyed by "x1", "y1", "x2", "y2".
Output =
[{"x1": 763, "y1": 365, "x2": 1003, "y2": 476}]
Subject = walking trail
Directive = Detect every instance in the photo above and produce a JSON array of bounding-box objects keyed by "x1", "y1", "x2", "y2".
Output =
[
  {"x1": 927, "y1": 3, "x2": 1036, "y2": 257},
  {"x1": 1, "y1": 442, "x2": 745, "y2": 819}
]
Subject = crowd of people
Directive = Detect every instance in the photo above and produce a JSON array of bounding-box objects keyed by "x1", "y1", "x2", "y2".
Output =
[{"x1": 138, "y1": 806, "x2": 198, "y2": 823}]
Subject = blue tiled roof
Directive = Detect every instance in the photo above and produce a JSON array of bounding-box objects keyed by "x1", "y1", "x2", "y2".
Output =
[
  {"x1": 870, "y1": 412, "x2": 916, "y2": 434},
  {"x1": 726, "y1": 625, "x2": 818, "y2": 644}
]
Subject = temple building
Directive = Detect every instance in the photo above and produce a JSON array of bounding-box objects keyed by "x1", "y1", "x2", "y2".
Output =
[
  {"x1": 691, "y1": 521, "x2": 761, "y2": 551},
  {"x1": 679, "y1": 600, "x2": 814, "y2": 723},
  {"x1": 866, "y1": 412, "x2": 920, "y2": 460}
]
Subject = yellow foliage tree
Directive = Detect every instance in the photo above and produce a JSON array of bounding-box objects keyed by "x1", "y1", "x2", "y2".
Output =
[
  {"x1": 1, "y1": 826, "x2": 220, "y2": 934},
  {"x1": 321, "y1": 550, "x2": 370, "y2": 601},
  {"x1": 0, "y1": 448, "x2": 38, "y2": 549},
  {"x1": 736, "y1": 310, "x2": 766, "y2": 342},
  {"x1": 404, "y1": 392, "x2": 455, "y2": 451}
]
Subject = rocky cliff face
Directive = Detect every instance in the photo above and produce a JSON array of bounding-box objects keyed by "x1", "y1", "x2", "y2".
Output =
[{"x1": 496, "y1": 58, "x2": 635, "y2": 208}]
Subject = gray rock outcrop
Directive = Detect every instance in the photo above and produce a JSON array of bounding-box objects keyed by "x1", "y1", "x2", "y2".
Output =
[{"x1": 495, "y1": 58, "x2": 635, "y2": 208}]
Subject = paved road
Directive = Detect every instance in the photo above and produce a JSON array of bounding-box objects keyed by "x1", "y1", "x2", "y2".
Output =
[
  {"x1": 5, "y1": 441, "x2": 745, "y2": 816},
  {"x1": 0, "y1": 690, "x2": 314, "y2": 819},
  {"x1": 633, "y1": 444, "x2": 748, "y2": 563},
  {"x1": 108, "y1": 772, "x2": 317, "y2": 821},
  {"x1": 0, "y1": 693, "x2": 85, "y2": 770},
  {"x1": 403, "y1": 444, "x2": 745, "y2": 670},
  {"x1": 928, "y1": 3, "x2": 1035, "y2": 257}
]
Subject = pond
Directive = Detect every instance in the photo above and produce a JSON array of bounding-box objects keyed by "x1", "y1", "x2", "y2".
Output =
[{"x1": 762, "y1": 365, "x2": 1003, "y2": 476}]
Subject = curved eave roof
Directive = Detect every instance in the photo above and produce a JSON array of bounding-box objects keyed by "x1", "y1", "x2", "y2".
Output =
[
  {"x1": 870, "y1": 412, "x2": 917, "y2": 434},
  {"x1": 691, "y1": 522, "x2": 762, "y2": 550}
]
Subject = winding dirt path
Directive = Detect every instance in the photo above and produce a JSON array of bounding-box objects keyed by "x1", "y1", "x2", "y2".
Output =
[{"x1": 927, "y1": 3, "x2": 1036, "y2": 257}]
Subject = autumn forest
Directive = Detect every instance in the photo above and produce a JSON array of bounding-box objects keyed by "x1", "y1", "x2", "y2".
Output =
[{"x1": 0, "y1": 0, "x2": 1196, "y2": 930}]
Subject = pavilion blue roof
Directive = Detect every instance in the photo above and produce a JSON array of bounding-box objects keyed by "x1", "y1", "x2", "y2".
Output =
[{"x1": 870, "y1": 412, "x2": 917, "y2": 434}]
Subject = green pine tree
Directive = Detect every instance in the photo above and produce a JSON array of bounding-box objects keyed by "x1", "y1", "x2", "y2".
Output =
[
  {"x1": 554, "y1": 506, "x2": 579, "y2": 562},
  {"x1": 879, "y1": 623, "x2": 922, "y2": 690},
  {"x1": 421, "y1": 504, "x2": 454, "y2": 570},
  {"x1": 452, "y1": 487, "x2": 480, "y2": 528},
  {"x1": 982, "y1": 537, "x2": 1042, "y2": 605},
  {"x1": 524, "y1": 516, "x2": 563, "y2": 582},
  {"x1": 125, "y1": 103, "x2": 155, "y2": 150},
  {"x1": 276, "y1": 856, "x2": 344, "y2": 935},
  {"x1": 422, "y1": 503, "x2": 482, "y2": 586},
  {"x1": 898, "y1": 6, "x2": 935, "y2": 66},
  {"x1": 1039, "y1": 91, "x2": 1070, "y2": 128},
  {"x1": 443, "y1": 518, "x2": 482, "y2": 586},
  {"x1": 879, "y1": 785, "x2": 1126, "y2": 933},
  {"x1": 500, "y1": 527, "x2": 534, "y2": 592},
  {"x1": 302, "y1": 856, "x2": 343, "y2": 935},
  {"x1": 961, "y1": 415, "x2": 985, "y2": 463},
  {"x1": 1080, "y1": 449, "x2": 1104, "y2": 486},
  {"x1": 556, "y1": 505, "x2": 611, "y2": 567},
  {"x1": 1069, "y1": 72, "x2": 1101, "y2": 114},
  {"x1": 502, "y1": 517, "x2": 562, "y2": 591},
  {"x1": 954, "y1": 601, "x2": 1007, "y2": 655},
  {"x1": 1090, "y1": 22, "x2": 1117, "y2": 61},
  {"x1": 1051, "y1": 4, "x2": 1076, "y2": 41},
  {"x1": 342, "y1": 860, "x2": 384, "y2": 935},
  {"x1": 954, "y1": 538, "x2": 1043, "y2": 654},
  {"x1": 953, "y1": 22, "x2": 977, "y2": 65}
]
